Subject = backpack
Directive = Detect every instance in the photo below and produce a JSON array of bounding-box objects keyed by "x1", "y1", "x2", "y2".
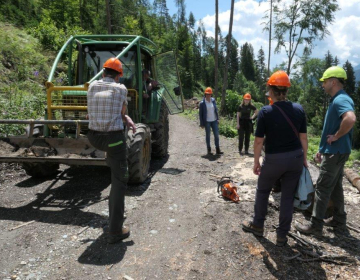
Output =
[{"x1": 217, "y1": 177, "x2": 240, "y2": 203}]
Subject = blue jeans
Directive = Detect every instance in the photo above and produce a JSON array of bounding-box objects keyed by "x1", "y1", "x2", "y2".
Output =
[{"x1": 205, "y1": 121, "x2": 220, "y2": 149}]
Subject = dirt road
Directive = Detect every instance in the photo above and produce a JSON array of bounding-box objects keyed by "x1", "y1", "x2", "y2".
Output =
[{"x1": 1, "y1": 114, "x2": 360, "y2": 280}]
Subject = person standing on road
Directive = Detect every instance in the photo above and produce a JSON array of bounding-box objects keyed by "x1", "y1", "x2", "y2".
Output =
[
  {"x1": 242, "y1": 70, "x2": 308, "y2": 246},
  {"x1": 237, "y1": 93, "x2": 258, "y2": 155},
  {"x1": 199, "y1": 87, "x2": 223, "y2": 155},
  {"x1": 87, "y1": 57, "x2": 136, "y2": 244},
  {"x1": 295, "y1": 66, "x2": 356, "y2": 236}
]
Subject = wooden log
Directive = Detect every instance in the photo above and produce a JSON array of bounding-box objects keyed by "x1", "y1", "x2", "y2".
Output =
[{"x1": 344, "y1": 168, "x2": 360, "y2": 192}]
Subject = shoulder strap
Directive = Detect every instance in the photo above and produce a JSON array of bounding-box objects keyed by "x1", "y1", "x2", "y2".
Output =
[{"x1": 273, "y1": 104, "x2": 299, "y2": 138}]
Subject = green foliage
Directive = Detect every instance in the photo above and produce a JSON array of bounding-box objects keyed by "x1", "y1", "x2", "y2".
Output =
[
  {"x1": 0, "y1": 0, "x2": 40, "y2": 27},
  {"x1": 0, "y1": 23, "x2": 52, "y2": 136},
  {"x1": 307, "y1": 135, "x2": 321, "y2": 161},
  {"x1": 28, "y1": 14, "x2": 89, "y2": 51},
  {"x1": 218, "y1": 118, "x2": 237, "y2": 138},
  {"x1": 239, "y1": 42, "x2": 256, "y2": 81},
  {"x1": 222, "y1": 90, "x2": 242, "y2": 116}
]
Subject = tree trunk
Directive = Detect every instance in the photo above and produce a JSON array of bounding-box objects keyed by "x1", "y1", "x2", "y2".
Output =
[
  {"x1": 267, "y1": 0, "x2": 272, "y2": 103},
  {"x1": 220, "y1": 0, "x2": 235, "y2": 115},
  {"x1": 105, "y1": 0, "x2": 111, "y2": 34},
  {"x1": 214, "y1": 0, "x2": 219, "y2": 99}
]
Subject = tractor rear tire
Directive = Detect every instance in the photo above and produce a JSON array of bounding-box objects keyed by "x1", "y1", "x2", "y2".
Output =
[
  {"x1": 127, "y1": 124, "x2": 151, "y2": 184},
  {"x1": 22, "y1": 162, "x2": 59, "y2": 178},
  {"x1": 151, "y1": 101, "x2": 169, "y2": 158}
]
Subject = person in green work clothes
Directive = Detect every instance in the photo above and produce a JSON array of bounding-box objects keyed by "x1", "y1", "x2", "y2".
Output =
[
  {"x1": 87, "y1": 57, "x2": 136, "y2": 244},
  {"x1": 295, "y1": 66, "x2": 356, "y2": 236}
]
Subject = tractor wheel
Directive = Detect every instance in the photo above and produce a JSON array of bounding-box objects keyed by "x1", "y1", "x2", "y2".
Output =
[
  {"x1": 22, "y1": 162, "x2": 59, "y2": 178},
  {"x1": 151, "y1": 101, "x2": 169, "y2": 158},
  {"x1": 127, "y1": 124, "x2": 151, "y2": 184}
]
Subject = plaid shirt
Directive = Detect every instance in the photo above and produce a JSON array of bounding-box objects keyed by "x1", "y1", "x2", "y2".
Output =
[{"x1": 87, "y1": 77, "x2": 128, "y2": 131}]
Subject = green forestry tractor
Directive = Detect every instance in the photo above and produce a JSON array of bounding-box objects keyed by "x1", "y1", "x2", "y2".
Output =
[{"x1": 0, "y1": 35, "x2": 184, "y2": 183}]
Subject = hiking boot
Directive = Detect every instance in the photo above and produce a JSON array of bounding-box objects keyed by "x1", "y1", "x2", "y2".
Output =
[
  {"x1": 107, "y1": 226, "x2": 130, "y2": 244},
  {"x1": 216, "y1": 147, "x2": 223, "y2": 155},
  {"x1": 276, "y1": 235, "x2": 288, "y2": 247},
  {"x1": 294, "y1": 221, "x2": 322, "y2": 236},
  {"x1": 244, "y1": 151, "x2": 249, "y2": 155},
  {"x1": 242, "y1": 221, "x2": 264, "y2": 237},
  {"x1": 324, "y1": 217, "x2": 346, "y2": 229},
  {"x1": 207, "y1": 147, "x2": 212, "y2": 155}
]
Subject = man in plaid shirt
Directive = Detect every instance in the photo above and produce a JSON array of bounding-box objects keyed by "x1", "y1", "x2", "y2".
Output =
[{"x1": 87, "y1": 57, "x2": 136, "y2": 244}]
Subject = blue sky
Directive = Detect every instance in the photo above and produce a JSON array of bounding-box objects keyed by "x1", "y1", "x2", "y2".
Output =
[
  {"x1": 166, "y1": 0, "x2": 360, "y2": 71},
  {"x1": 166, "y1": 1, "x2": 233, "y2": 21}
]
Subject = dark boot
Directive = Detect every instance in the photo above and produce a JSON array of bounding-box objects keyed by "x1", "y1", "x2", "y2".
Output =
[
  {"x1": 294, "y1": 221, "x2": 322, "y2": 236},
  {"x1": 216, "y1": 147, "x2": 223, "y2": 155},
  {"x1": 276, "y1": 235, "x2": 288, "y2": 247},
  {"x1": 107, "y1": 225, "x2": 130, "y2": 244},
  {"x1": 207, "y1": 147, "x2": 212, "y2": 154}
]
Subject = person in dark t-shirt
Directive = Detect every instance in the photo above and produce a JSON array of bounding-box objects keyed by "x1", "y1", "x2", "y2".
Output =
[
  {"x1": 241, "y1": 70, "x2": 308, "y2": 247},
  {"x1": 236, "y1": 93, "x2": 258, "y2": 155}
]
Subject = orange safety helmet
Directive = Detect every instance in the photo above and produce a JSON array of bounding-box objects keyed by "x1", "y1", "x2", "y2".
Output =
[
  {"x1": 267, "y1": 70, "x2": 291, "y2": 87},
  {"x1": 243, "y1": 93, "x2": 251, "y2": 100},
  {"x1": 103, "y1": 58, "x2": 123, "y2": 77},
  {"x1": 204, "y1": 87, "x2": 213, "y2": 94}
]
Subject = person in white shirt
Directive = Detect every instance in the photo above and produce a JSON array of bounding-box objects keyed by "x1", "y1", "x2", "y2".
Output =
[{"x1": 199, "y1": 87, "x2": 223, "y2": 155}]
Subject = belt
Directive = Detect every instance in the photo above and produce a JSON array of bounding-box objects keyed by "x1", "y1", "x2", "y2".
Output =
[{"x1": 90, "y1": 129, "x2": 124, "y2": 135}]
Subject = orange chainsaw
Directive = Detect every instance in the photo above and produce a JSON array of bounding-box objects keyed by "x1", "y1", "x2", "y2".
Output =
[{"x1": 217, "y1": 177, "x2": 240, "y2": 203}]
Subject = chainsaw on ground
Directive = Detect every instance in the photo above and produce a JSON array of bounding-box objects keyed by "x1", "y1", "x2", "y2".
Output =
[{"x1": 217, "y1": 176, "x2": 240, "y2": 203}]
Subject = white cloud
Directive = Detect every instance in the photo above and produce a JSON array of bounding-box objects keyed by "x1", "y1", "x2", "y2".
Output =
[{"x1": 199, "y1": 0, "x2": 360, "y2": 69}]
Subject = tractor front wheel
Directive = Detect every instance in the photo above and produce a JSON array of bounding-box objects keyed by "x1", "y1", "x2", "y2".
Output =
[
  {"x1": 151, "y1": 101, "x2": 169, "y2": 158},
  {"x1": 127, "y1": 124, "x2": 151, "y2": 184}
]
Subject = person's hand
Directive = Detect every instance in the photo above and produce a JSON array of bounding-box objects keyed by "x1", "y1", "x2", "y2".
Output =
[
  {"x1": 327, "y1": 134, "x2": 338, "y2": 145},
  {"x1": 124, "y1": 115, "x2": 136, "y2": 133},
  {"x1": 314, "y1": 152, "x2": 322, "y2": 164},
  {"x1": 236, "y1": 124, "x2": 240, "y2": 130},
  {"x1": 144, "y1": 93, "x2": 149, "y2": 98},
  {"x1": 303, "y1": 159, "x2": 308, "y2": 168},
  {"x1": 253, "y1": 161, "x2": 261, "y2": 175}
]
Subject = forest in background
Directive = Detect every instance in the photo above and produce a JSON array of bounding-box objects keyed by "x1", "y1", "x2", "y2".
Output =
[{"x1": 1, "y1": 0, "x2": 360, "y2": 148}]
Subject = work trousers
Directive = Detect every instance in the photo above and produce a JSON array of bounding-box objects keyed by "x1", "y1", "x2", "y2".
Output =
[
  {"x1": 311, "y1": 153, "x2": 349, "y2": 227},
  {"x1": 205, "y1": 121, "x2": 220, "y2": 149},
  {"x1": 88, "y1": 130, "x2": 128, "y2": 234},
  {"x1": 253, "y1": 149, "x2": 303, "y2": 238},
  {"x1": 238, "y1": 119, "x2": 252, "y2": 152}
]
